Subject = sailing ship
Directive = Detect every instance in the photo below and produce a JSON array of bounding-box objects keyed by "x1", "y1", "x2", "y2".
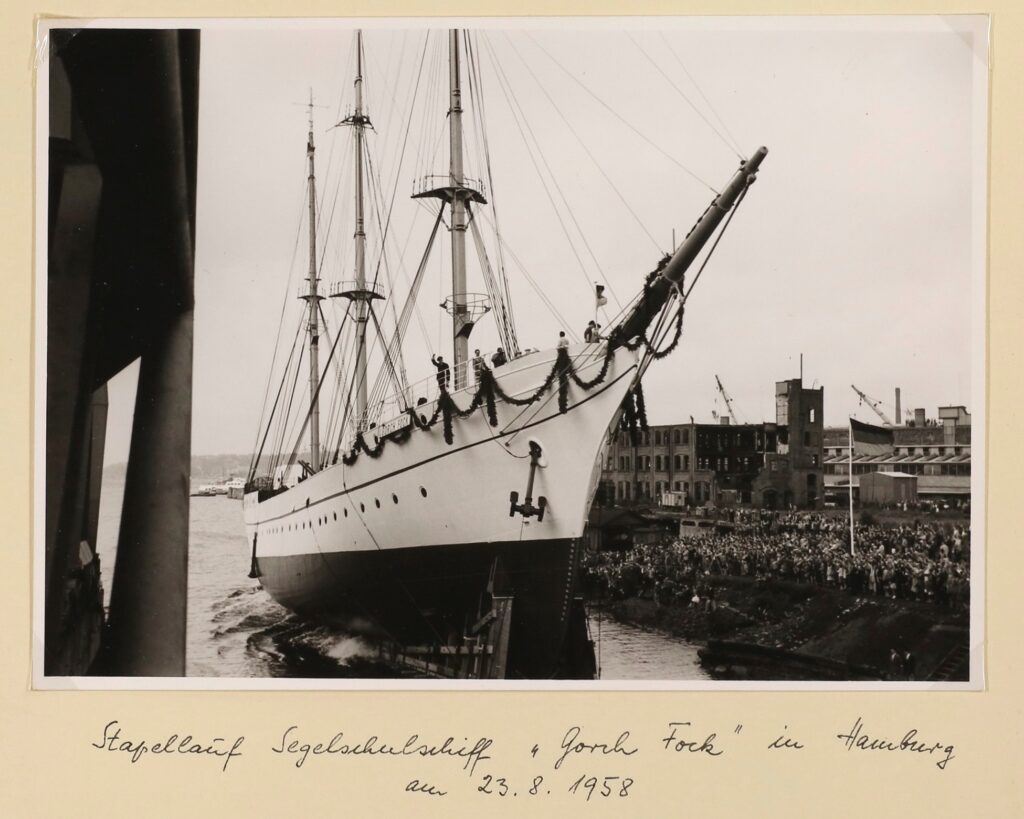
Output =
[{"x1": 243, "y1": 29, "x2": 766, "y2": 678}]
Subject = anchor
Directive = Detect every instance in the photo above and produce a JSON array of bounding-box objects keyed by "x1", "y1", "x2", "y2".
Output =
[
  {"x1": 248, "y1": 532, "x2": 262, "y2": 579},
  {"x1": 509, "y1": 440, "x2": 547, "y2": 522}
]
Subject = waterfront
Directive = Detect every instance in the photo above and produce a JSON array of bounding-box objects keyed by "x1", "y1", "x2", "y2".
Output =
[{"x1": 96, "y1": 478, "x2": 708, "y2": 680}]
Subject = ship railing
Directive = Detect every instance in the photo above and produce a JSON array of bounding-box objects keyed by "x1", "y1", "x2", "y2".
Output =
[
  {"x1": 295, "y1": 284, "x2": 326, "y2": 300},
  {"x1": 412, "y1": 174, "x2": 487, "y2": 199},
  {"x1": 327, "y1": 279, "x2": 386, "y2": 300},
  {"x1": 354, "y1": 342, "x2": 611, "y2": 449}
]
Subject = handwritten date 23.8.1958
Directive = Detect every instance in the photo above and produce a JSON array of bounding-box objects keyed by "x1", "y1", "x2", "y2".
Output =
[{"x1": 477, "y1": 773, "x2": 633, "y2": 800}]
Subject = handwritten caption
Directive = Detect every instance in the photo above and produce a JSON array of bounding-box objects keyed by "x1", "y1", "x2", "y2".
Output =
[{"x1": 90, "y1": 716, "x2": 957, "y2": 797}]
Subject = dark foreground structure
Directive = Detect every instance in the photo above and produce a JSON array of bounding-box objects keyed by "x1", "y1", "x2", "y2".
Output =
[{"x1": 45, "y1": 29, "x2": 199, "y2": 675}]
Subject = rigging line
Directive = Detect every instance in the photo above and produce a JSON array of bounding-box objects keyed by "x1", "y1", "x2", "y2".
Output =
[
  {"x1": 366, "y1": 205, "x2": 445, "y2": 411},
  {"x1": 333, "y1": 321, "x2": 366, "y2": 462},
  {"x1": 367, "y1": 32, "x2": 430, "y2": 286},
  {"x1": 250, "y1": 171, "x2": 313, "y2": 459},
  {"x1": 363, "y1": 148, "x2": 414, "y2": 413},
  {"x1": 388, "y1": 196, "x2": 435, "y2": 355},
  {"x1": 414, "y1": 35, "x2": 443, "y2": 183},
  {"x1": 274, "y1": 331, "x2": 311, "y2": 475},
  {"x1": 317, "y1": 301, "x2": 347, "y2": 387},
  {"x1": 494, "y1": 32, "x2": 661, "y2": 265},
  {"x1": 486, "y1": 48, "x2": 600, "y2": 308},
  {"x1": 658, "y1": 32, "x2": 745, "y2": 159},
  {"x1": 475, "y1": 208, "x2": 579, "y2": 339},
  {"x1": 468, "y1": 34, "x2": 524, "y2": 352},
  {"x1": 498, "y1": 34, "x2": 641, "y2": 306},
  {"x1": 471, "y1": 35, "x2": 519, "y2": 352},
  {"x1": 270, "y1": 339, "x2": 306, "y2": 477},
  {"x1": 462, "y1": 32, "x2": 488, "y2": 191},
  {"x1": 266, "y1": 341, "x2": 297, "y2": 476},
  {"x1": 283, "y1": 304, "x2": 354, "y2": 469},
  {"x1": 366, "y1": 304, "x2": 409, "y2": 405},
  {"x1": 367, "y1": 30, "x2": 411, "y2": 190},
  {"x1": 248, "y1": 314, "x2": 306, "y2": 482},
  {"x1": 525, "y1": 32, "x2": 720, "y2": 195},
  {"x1": 625, "y1": 31, "x2": 742, "y2": 160},
  {"x1": 329, "y1": 315, "x2": 358, "y2": 454},
  {"x1": 410, "y1": 31, "x2": 433, "y2": 180},
  {"x1": 683, "y1": 184, "x2": 750, "y2": 302},
  {"x1": 322, "y1": 302, "x2": 354, "y2": 455},
  {"x1": 465, "y1": 204, "x2": 515, "y2": 355},
  {"x1": 500, "y1": 342, "x2": 613, "y2": 439},
  {"x1": 317, "y1": 130, "x2": 355, "y2": 273},
  {"x1": 325, "y1": 310, "x2": 354, "y2": 452}
]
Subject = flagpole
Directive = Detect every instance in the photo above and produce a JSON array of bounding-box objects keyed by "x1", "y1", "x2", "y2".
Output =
[{"x1": 848, "y1": 419, "x2": 855, "y2": 555}]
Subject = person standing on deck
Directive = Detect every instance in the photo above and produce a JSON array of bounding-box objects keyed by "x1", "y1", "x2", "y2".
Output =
[
  {"x1": 471, "y1": 349, "x2": 487, "y2": 384},
  {"x1": 557, "y1": 331, "x2": 570, "y2": 350},
  {"x1": 431, "y1": 354, "x2": 450, "y2": 391},
  {"x1": 491, "y1": 347, "x2": 507, "y2": 367}
]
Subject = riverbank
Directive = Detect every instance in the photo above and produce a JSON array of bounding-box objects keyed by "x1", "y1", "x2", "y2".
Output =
[{"x1": 594, "y1": 576, "x2": 969, "y2": 681}]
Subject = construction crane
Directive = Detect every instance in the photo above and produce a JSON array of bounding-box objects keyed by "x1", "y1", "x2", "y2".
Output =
[
  {"x1": 850, "y1": 384, "x2": 893, "y2": 426},
  {"x1": 715, "y1": 375, "x2": 744, "y2": 424}
]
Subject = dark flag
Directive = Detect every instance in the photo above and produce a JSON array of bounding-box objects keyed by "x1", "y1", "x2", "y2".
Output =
[{"x1": 850, "y1": 417, "x2": 894, "y2": 457}]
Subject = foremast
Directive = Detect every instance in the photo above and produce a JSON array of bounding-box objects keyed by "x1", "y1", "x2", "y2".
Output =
[{"x1": 301, "y1": 94, "x2": 324, "y2": 472}]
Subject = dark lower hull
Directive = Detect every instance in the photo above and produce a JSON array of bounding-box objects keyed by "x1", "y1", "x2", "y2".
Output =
[{"x1": 255, "y1": 538, "x2": 591, "y2": 679}]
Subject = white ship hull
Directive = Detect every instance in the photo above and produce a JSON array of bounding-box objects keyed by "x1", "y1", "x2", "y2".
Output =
[{"x1": 244, "y1": 343, "x2": 638, "y2": 677}]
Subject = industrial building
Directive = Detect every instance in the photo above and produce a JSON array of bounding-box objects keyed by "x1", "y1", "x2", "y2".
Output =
[
  {"x1": 599, "y1": 377, "x2": 824, "y2": 510},
  {"x1": 822, "y1": 405, "x2": 971, "y2": 504}
]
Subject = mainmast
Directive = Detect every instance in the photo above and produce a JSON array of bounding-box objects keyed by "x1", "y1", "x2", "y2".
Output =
[
  {"x1": 352, "y1": 32, "x2": 370, "y2": 428},
  {"x1": 411, "y1": 30, "x2": 492, "y2": 383},
  {"x1": 303, "y1": 93, "x2": 323, "y2": 472},
  {"x1": 332, "y1": 30, "x2": 383, "y2": 432},
  {"x1": 448, "y1": 29, "x2": 470, "y2": 389}
]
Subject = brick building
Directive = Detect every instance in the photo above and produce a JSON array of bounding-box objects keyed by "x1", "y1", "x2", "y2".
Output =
[{"x1": 599, "y1": 377, "x2": 824, "y2": 510}]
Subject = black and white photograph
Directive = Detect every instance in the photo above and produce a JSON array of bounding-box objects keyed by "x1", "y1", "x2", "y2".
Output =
[{"x1": 36, "y1": 16, "x2": 986, "y2": 686}]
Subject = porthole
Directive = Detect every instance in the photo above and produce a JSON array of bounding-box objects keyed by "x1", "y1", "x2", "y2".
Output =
[
  {"x1": 333, "y1": 512, "x2": 337, "y2": 521},
  {"x1": 420, "y1": 486, "x2": 427, "y2": 497},
  {"x1": 344, "y1": 508, "x2": 348, "y2": 518},
  {"x1": 392, "y1": 494, "x2": 398, "y2": 504},
  {"x1": 360, "y1": 503, "x2": 365, "y2": 513},
  {"x1": 375, "y1": 499, "x2": 381, "y2": 509}
]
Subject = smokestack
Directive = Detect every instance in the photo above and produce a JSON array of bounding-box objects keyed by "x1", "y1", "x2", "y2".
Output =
[{"x1": 895, "y1": 388, "x2": 901, "y2": 425}]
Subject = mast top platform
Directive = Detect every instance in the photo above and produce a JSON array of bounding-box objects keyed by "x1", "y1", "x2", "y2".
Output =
[
  {"x1": 412, "y1": 174, "x2": 488, "y2": 205},
  {"x1": 328, "y1": 279, "x2": 386, "y2": 301}
]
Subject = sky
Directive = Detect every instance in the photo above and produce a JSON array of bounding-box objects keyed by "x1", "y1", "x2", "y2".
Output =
[{"x1": 98, "y1": 17, "x2": 986, "y2": 464}]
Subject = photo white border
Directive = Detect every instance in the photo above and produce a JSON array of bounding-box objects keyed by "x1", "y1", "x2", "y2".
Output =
[{"x1": 32, "y1": 14, "x2": 989, "y2": 692}]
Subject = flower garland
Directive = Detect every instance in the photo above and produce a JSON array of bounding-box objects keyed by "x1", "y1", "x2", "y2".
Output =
[{"x1": 336, "y1": 266, "x2": 683, "y2": 467}]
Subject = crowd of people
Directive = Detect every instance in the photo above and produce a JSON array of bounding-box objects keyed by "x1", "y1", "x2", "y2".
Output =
[{"x1": 582, "y1": 512, "x2": 970, "y2": 611}]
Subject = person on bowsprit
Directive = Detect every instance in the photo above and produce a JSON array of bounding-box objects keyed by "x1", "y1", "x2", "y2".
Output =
[
  {"x1": 584, "y1": 320, "x2": 602, "y2": 342},
  {"x1": 471, "y1": 349, "x2": 487, "y2": 384},
  {"x1": 430, "y1": 353, "x2": 450, "y2": 391},
  {"x1": 557, "y1": 331, "x2": 570, "y2": 350},
  {"x1": 491, "y1": 347, "x2": 507, "y2": 367}
]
